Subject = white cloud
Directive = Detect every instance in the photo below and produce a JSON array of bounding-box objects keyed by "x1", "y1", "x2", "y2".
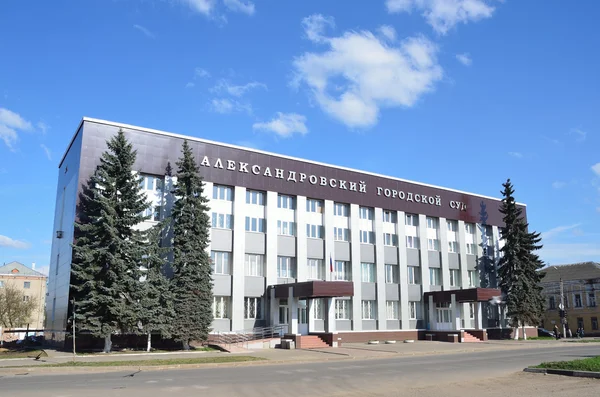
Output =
[
  {"x1": 210, "y1": 98, "x2": 252, "y2": 114},
  {"x1": 0, "y1": 234, "x2": 30, "y2": 249},
  {"x1": 508, "y1": 151, "x2": 523, "y2": 158},
  {"x1": 185, "y1": 82, "x2": 195, "y2": 88},
  {"x1": 253, "y1": 112, "x2": 308, "y2": 138},
  {"x1": 0, "y1": 108, "x2": 33, "y2": 150},
  {"x1": 133, "y1": 24, "x2": 155, "y2": 38},
  {"x1": 211, "y1": 79, "x2": 266, "y2": 97},
  {"x1": 292, "y1": 16, "x2": 443, "y2": 129},
  {"x1": 552, "y1": 181, "x2": 566, "y2": 189},
  {"x1": 386, "y1": 0, "x2": 496, "y2": 35},
  {"x1": 378, "y1": 25, "x2": 397, "y2": 42},
  {"x1": 41, "y1": 144, "x2": 52, "y2": 161},
  {"x1": 456, "y1": 52, "x2": 472, "y2": 66},
  {"x1": 592, "y1": 162, "x2": 600, "y2": 177},
  {"x1": 36, "y1": 121, "x2": 49, "y2": 134},
  {"x1": 540, "y1": 242, "x2": 600, "y2": 265},
  {"x1": 542, "y1": 223, "x2": 582, "y2": 241},
  {"x1": 570, "y1": 128, "x2": 587, "y2": 142},
  {"x1": 180, "y1": 0, "x2": 215, "y2": 15},
  {"x1": 195, "y1": 67, "x2": 210, "y2": 78},
  {"x1": 301, "y1": 14, "x2": 335, "y2": 43},
  {"x1": 223, "y1": 0, "x2": 255, "y2": 15}
]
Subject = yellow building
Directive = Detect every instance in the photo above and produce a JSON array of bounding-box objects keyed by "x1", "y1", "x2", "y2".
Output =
[
  {"x1": 541, "y1": 262, "x2": 600, "y2": 336},
  {"x1": 0, "y1": 261, "x2": 47, "y2": 340}
]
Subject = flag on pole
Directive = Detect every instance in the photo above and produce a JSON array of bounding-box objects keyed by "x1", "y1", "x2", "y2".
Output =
[{"x1": 330, "y1": 254, "x2": 333, "y2": 273}]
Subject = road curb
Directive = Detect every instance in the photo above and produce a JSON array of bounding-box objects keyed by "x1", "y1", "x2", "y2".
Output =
[{"x1": 523, "y1": 367, "x2": 600, "y2": 379}]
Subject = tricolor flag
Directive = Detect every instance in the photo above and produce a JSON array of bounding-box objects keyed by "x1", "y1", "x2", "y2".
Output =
[{"x1": 329, "y1": 254, "x2": 333, "y2": 273}]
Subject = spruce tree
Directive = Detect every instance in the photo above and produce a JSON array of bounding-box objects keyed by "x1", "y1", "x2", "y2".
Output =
[
  {"x1": 170, "y1": 140, "x2": 213, "y2": 350},
  {"x1": 70, "y1": 129, "x2": 150, "y2": 352},
  {"x1": 497, "y1": 179, "x2": 545, "y2": 339},
  {"x1": 139, "y1": 221, "x2": 175, "y2": 352}
]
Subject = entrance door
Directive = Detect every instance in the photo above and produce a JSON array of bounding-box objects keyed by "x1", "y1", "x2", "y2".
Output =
[
  {"x1": 298, "y1": 299, "x2": 308, "y2": 335},
  {"x1": 436, "y1": 307, "x2": 452, "y2": 331}
]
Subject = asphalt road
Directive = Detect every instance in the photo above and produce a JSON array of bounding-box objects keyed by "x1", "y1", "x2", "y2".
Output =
[{"x1": 1, "y1": 345, "x2": 598, "y2": 397}]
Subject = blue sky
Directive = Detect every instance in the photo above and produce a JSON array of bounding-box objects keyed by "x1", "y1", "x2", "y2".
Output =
[{"x1": 1, "y1": 0, "x2": 599, "y2": 274}]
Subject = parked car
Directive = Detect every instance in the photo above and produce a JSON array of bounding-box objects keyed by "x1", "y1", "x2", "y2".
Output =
[{"x1": 538, "y1": 328, "x2": 555, "y2": 338}]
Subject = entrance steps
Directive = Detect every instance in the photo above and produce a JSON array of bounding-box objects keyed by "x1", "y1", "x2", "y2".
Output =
[
  {"x1": 299, "y1": 335, "x2": 330, "y2": 349},
  {"x1": 463, "y1": 331, "x2": 482, "y2": 343}
]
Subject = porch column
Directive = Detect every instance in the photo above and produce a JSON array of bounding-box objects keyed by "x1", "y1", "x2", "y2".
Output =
[
  {"x1": 474, "y1": 301, "x2": 483, "y2": 330},
  {"x1": 326, "y1": 297, "x2": 336, "y2": 333},
  {"x1": 288, "y1": 287, "x2": 298, "y2": 335},
  {"x1": 428, "y1": 295, "x2": 436, "y2": 331},
  {"x1": 308, "y1": 299, "x2": 315, "y2": 333},
  {"x1": 451, "y1": 294, "x2": 461, "y2": 330},
  {"x1": 269, "y1": 288, "x2": 278, "y2": 327}
]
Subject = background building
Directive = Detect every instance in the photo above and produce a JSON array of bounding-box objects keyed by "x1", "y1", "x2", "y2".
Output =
[
  {"x1": 0, "y1": 261, "x2": 47, "y2": 341},
  {"x1": 540, "y1": 262, "x2": 600, "y2": 336},
  {"x1": 45, "y1": 118, "x2": 527, "y2": 346}
]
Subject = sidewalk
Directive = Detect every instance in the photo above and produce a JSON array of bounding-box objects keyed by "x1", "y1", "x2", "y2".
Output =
[{"x1": 0, "y1": 338, "x2": 583, "y2": 373}]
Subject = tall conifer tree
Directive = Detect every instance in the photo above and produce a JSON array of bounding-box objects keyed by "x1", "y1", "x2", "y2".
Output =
[
  {"x1": 70, "y1": 129, "x2": 149, "y2": 352},
  {"x1": 170, "y1": 140, "x2": 213, "y2": 350},
  {"x1": 497, "y1": 179, "x2": 545, "y2": 339}
]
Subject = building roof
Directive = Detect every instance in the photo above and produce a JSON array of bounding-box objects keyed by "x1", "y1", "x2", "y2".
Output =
[
  {"x1": 0, "y1": 261, "x2": 47, "y2": 278},
  {"x1": 541, "y1": 262, "x2": 600, "y2": 283},
  {"x1": 61, "y1": 118, "x2": 527, "y2": 206}
]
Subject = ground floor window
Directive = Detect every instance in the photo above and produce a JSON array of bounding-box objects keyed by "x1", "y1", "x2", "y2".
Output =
[
  {"x1": 313, "y1": 298, "x2": 324, "y2": 320},
  {"x1": 279, "y1": 299, "x2": 289, "y2": 324},
  {"x1": 386, "y1": 301, "x2": 399, "y2": 320},
  {"x1": 244, "y1": 297, "x2": 262, "y2": 319},
  {"x1": 469, "y1": 303, "x2": 475, "y2": 319},
  {"x1": 362, "y1": 300, "x2": 377, "y2": 320},
  {"x1": 213, "y1": 296, "x2": 230, "y2": 319},
  {"x1": 409, "y1": 301, "x2": 420, "y2": 320},
  {"x1": 335, "y1": 299, "x2": 351, "y2": 320},
  {"x1": 592, "y1": 317, "x2": 598, "y2": 331}
]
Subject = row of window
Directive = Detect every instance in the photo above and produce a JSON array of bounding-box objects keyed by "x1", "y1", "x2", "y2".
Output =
[
  {"x1": 335, "y1": 300, "x2": 422, "y2": 320},
  {"x1": 548, "y1": 293, "x2": 597, "y2": 310},
  {"x1": 0, "y1": 281, "x2": 31, "y2": 289}
]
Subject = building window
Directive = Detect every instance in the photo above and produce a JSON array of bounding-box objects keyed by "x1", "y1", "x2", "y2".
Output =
[
  {"x1": 245, "y1": 254, "x2": 264, "y2": 277},
  {"x1": 448, "y1": 241, "x2": 458, "y2": 253},
  {"x1": 277, "y1": 194, "x2": 295, "y2": 209},
  {"x1": 139, "y1": 174, "x2": 164, "y2": 191},
  {"x1": 23, "y1": 295, "x2": 30, "y2": 302},
  {"x1": 577, "y1": 317, "x2": 584, "y2": 329},
  {"x1": 549, "y1": 296, "x2": 556, "y2": 310},
  {"x1": 277, "y1": 220, "x2": 296, "y2": 236},
  {"x1": 465, "y1": 223, "x2": 475, "y2": 234},
  {"x1": 408, "y1": 266, "x2": 420, "y2": 285},
  {"x1": 468, "y1": 270, "x2": 477, "y2": 287},
  {"x1": 245, "y1": 216, "x2": 266, "y2": 233},
  {"x1": 386, "y1": 301, "x2": 399, "y2": 320},
  {"x1": 306, "y1": 199, "x2": 323, "y2": 213},
  {"x1": 469, "y1": 303, "x2": 475, "y2": 319},
  {"x1": 313, "y1": 299, "x2": 324, "y2": 320},
  {"x1": 334, "y1": 227, "x2": 350, "y2": 242},
  {"x1": 334, "y1": 203, "x2": 349, "y2": 217},
  {"x1": 277, "y1": 256, "x2": 296, "y2": 279},
  {"x1": 450, "y1": 269, "x2": 460, "y2": 287},
  {"x1": 279, "y1": 300, "x2": 289, "y2": 324},
  {"x1": 213, "y1": 296, "x2": 229, "y2": 319},
  {"x1": 23, "y1": 281, "x2": 31, "y2": 289},
  {"x1": 213, "y1": 185, "x2": 233, "y2": 201},
  {"x1": 574, "y1": 294, "x2": 582, "y2": 308},
  {"x1": 383, "y1": 210, "x2": 396, "y2": 223},
  {"x1": 406, "y1": 236, "x2": 419, "y2": 249},
  {"x1": 362, "y1": 300, "x2": 377, "y2": 320},
  {"x1": 244, "y1": 297, "x2": 262, "y2": 319},
  {"x1": 405, "y1": 214, "x2": 418, "y2": 226},
  {"x1": 427, "y1": 238, "x2": 440, "y2": 251},
  {"x1": 383, "y1": 233, "x2": 398, "y2": 246},
  {"x1": 0, "y1": 281, "x2": 4, "y2": 288},
  {"x1": 592, "y1": 317, "x2": 599, "y2": 331},
  {"x1": 588, "y1": 293, "x2": 596, "y2": 307},
  {"x1": 466, "y1": 243, "x2": 476, "y2": 255},
  {"x1": 333, "y1": 261, "x2": 351, "y2": 281},
  {"x1": 212, "y1": 213, "x2": 233, "y2": 229},
  {"x1": 426, "y1": 217, "x2": 438, "y2": 229},
  {"x1": 385, "y1": 264, "x2": 399, "y2": 284},
  {"x1": 361, "y1": 263, "x2": 376, "y2": 283},
  {"x1": 335, "y1": 300, "x2": 351, "y2": 320},
  {"x1": 306, "y1": 224, "x2": 324, "y2": 239},
  {"x1": 245, "y1": 190, "x2": 265, "y2": 205},
  {"x1": 447, "y1": 220, "x2": 457, "y2": 232},
  {"x1": 307, "y1": 259, "x2": 324, "y2": 280},
  {"x1": 359, "y1": 207, "x2": 373, "y2": 220},
  {"x1": 210, "y1": 251, "x2": 231, "y2": 275},
  {"x1": 360, "y1": 231, "x2": 375, "y2": 244},
  {"x1": 409, "y1": 301, "x2": 420, "y2": 320},
  {"x1": 429, "y1": 268, "x2": 441, "y2": 286}
]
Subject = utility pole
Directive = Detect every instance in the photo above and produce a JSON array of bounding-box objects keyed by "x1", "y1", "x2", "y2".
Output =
[{"x1": 559, "y1": 276, "x2": 567, "y2": 339}]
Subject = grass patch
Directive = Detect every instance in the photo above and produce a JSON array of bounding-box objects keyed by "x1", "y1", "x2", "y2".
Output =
[
  {"x1": 78, "y1": 346, "x2": 216, "y2": 355},
  {"x1": 37, "y1": 356, "x2": 264, "y2": 367},
  {"x1": 0, "y1": 349, "x2": 44, "y2": 359},
  {"x1": 534, "y1": 356, "x2": 600, "y2": 372},
  {"x1": 519, "y1": 336, "x2": 554, "y2": 341},
  {"x1": 567, "y1": 339, "x2": 600, "y2": 343}
]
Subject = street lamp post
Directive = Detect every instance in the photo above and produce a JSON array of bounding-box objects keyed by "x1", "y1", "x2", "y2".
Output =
[{"x1": 553, "y1": 266, "x2": 567, "y2": 338}]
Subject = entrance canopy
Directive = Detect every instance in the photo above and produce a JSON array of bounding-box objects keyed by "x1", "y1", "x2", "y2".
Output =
[
  {"x1": 272, "y1": 281, "x2": 354, "y2": 299},
  {"x1": 424, "y1": 288, "x2": 501, "y2": 304}
]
